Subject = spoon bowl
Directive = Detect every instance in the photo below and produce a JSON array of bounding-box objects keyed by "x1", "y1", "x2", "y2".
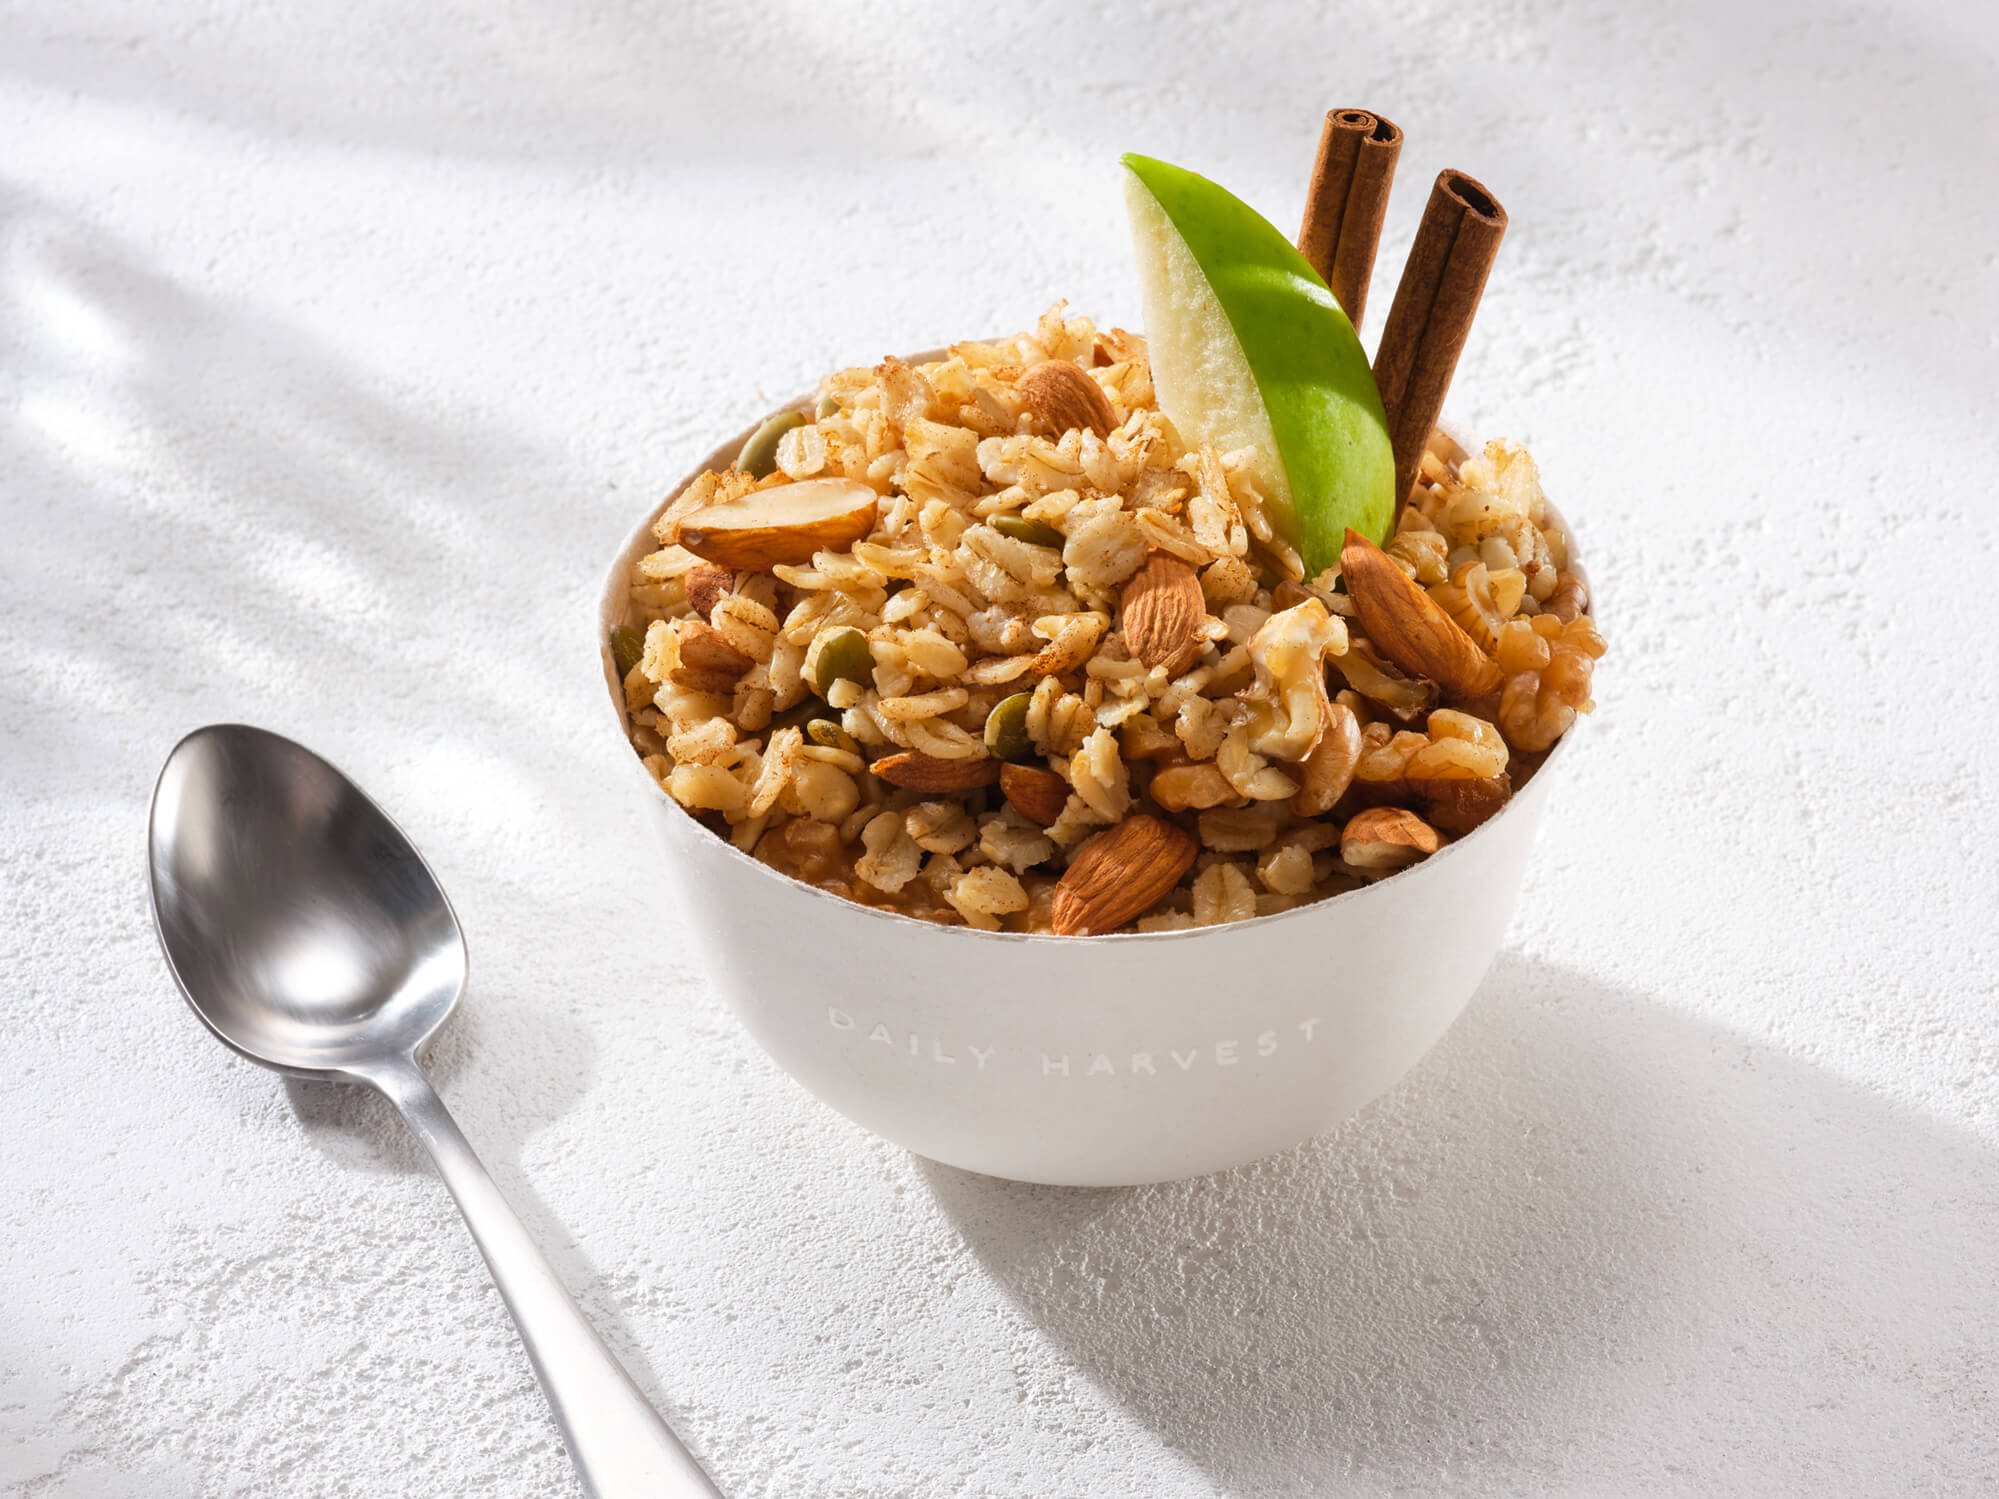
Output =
[{"x1": 149, "y1": 724, "x2": 463, "y2": 1077}]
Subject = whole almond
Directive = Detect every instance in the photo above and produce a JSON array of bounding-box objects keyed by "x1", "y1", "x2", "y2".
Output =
[
  {"x1": 1341, "y1": 529, "x2": 1503, "y2": 697},
  {"x1": 684, "y1": 563, "x2": 736, "y2": 621},
  {"x1": 1340, "y1": 805, "x2": 1441, "y2": 870},
  {"x1": 870, "y1": 751, "x2": 1001, "y2": 793},
  {"x1": 999, "y1": 763, "x2": 1070, "y2": 826},
  {"x1": 1015, "y1": 360, "x2": 1117, "y2": 439},
  {"x1": 1120, "y1": 554, "x2": 1206, "y2": 672},
  {"x1": 1051, "y1": 814, "x2": 1198, "y2": 936}
]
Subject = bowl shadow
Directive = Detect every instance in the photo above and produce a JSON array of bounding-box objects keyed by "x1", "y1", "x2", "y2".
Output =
[{"x1": 918, "y1": 955, "x2": 1999, "y2": 1495}]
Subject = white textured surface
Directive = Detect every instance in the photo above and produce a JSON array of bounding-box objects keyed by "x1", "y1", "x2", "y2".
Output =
[{"x1": 3, "y1": 0, "x2": 1996, "y2": 1493}]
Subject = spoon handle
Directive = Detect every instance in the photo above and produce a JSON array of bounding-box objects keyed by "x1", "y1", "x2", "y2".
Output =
[{"x1": 362, "y1": 1056, "x2": 723, "y2": 1498}]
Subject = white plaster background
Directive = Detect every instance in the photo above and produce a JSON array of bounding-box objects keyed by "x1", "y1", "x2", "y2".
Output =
[{"x1": 3, "y1": 0, "x2": 1995, "y2": 1493}]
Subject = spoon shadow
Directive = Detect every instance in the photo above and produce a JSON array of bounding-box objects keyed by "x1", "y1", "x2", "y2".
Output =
[
  {"x1": 281, "y1": 987, "x2": 675, "y2": 1405},
  {"x1": 282, "y1": 979, "x2": 595, "y2": 1180}
]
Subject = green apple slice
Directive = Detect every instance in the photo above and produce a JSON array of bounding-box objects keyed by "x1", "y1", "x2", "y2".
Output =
[{"x1": 1122, "y1": 153, "x2": 1396, "y2": 572}]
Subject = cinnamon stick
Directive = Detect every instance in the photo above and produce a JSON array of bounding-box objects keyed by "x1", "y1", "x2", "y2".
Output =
[
  {"x1": 1372, "y1": 169, "x2": 1508, "y2": 509},
  {"x1": 1297, "y1": 108, "x2": 1403, "y2": 330}
]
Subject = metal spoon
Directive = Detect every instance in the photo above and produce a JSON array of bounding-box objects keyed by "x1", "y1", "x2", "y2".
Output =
[{"x1": 147, "y1": 723, "x2": 722, "y2": 1499}]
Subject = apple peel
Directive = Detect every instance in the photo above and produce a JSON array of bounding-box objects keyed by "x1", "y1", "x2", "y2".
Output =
[{"x1": 1122, "y1": 153, "x2": 1397, "y2": 574}]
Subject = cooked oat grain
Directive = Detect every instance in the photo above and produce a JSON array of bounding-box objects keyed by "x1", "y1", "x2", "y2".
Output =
[{"x1": 615, "y1": 305, "x2": 1604, "y2": 932}]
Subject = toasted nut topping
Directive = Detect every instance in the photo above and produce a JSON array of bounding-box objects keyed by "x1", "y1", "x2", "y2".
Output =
[
  {"x1": 668, "y1": 621, "x2": 754, "y2": 695},
  {"x1": 1340, "y1": 528, "x2": 1503, "y2": 697},
  {"x1": 1119, "y1": 554, "x2": 1206, "y2": 672},
  {"x1": 1544, "y1": 570, "x2": 1589, "y2": 623},
  {"x1": 1052, "y1": 814, "x2": 1199, "y2": 936},
  {"x1": 999, "y1": 763, "x2": 1070, "y2": 826},
  {"x1": 1421, "y1": 772, "x2": 1512, "y2": 832},
  {"x1": 678, "y1": 477, "x2": 878, "y2": 570},
  {"x1": 870, "y1": 751, "x2": 1001, "y2": 792},
  {"x1": 684, "y1": 563, "x2": 736, "y2": 621},
  {"x1": 1329, "y1": 638, "x2": 1436, "y2": 722},
  {"x1": 1148, "y1": 761, "x2": 1238, "y2": 812},
  {"x1": 678, "y1": 620, "x2": 753, "y2": 674},
  {"x1": 1015, "y1": 360, "x2": 1117, "y2": 439},
  {"x1": 1340, "y1": 805, "x2": 1441, "y2": 870},
  {"x1": 1290, "y1": 699, "x2": 1363, "y2": 817}
]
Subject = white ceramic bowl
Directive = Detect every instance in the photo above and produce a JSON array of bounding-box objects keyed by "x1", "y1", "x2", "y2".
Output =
[{"x1": 599, "y1": 398, "x2": 1575, "y2": 1186}]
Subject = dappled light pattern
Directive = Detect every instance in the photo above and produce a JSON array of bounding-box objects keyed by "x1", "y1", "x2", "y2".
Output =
[{"x1": 3, "y1": 0, "x2": 1997, "y2": 1494}]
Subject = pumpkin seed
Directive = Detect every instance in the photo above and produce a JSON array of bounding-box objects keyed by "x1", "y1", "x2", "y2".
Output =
[
  {"x1": 809, "y1": 626, "x2": 874, "y2": 696},
  {"x1": 982, "y1": 692, "x2": 1034, "y2": 761},
  {"x1": 991, "y1": 514, "x2": 1065, "y2": 549},
  {"x1": 807, "y1": 718, "x2": 859, "y2": 754},
  {"x1": 736, "y1": 410, "x2": 807, "y2": 479},
  {"x1": 609, "y1": 624, "x2": 645, "y2": 678}
]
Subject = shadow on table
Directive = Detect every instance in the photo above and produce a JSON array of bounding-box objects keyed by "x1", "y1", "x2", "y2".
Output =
[
  {"x1": 919, "y1": 955, "x2": 1999, "y2": 1495},
  {"x1": 283, "y1": 980, "x2": 598, "y2": 1182},
  {"x1": 2, "y1": 176, "x2": 685, "y2": 1459}
]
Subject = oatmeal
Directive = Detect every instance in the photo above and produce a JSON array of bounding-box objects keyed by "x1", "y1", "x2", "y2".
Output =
[{"x1": 612, "y1": 306, "x2": 1603, "y2": 934}]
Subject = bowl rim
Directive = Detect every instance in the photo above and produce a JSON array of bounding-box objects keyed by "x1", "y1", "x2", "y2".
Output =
[{"x1": 596, "y1": 363, "x2": 1584, "y2": 946}]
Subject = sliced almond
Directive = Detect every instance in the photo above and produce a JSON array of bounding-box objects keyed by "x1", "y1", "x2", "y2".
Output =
[
  {"x1": 1289, "y1": 699, "x2": 1363, "y2": 817},
  {"x1": 684, "y1": 563, "x2": 737, "y2": 621},
  {"x1": 1015, "y1": 360, "x2": 1117, "y2": 439},
  {"x1": 1341, "y1": 528, "x2": 1503, "y2": 698},
  {"x1": 1052, "y1": 814, "x2": 1198, "y2": 936},
  {"x1": 869, "y1": 751, "x2": 1001, "y2": 793},
  {"x1": 1340, "y1": 805, "x2": 1441, "y2": 870},
  {"x1": 999, "y1": 763, "x2": 1069, "y2": 826},
  {"x1": 677, "y1": 478, "x2": 878, "y2": 570},
  {"x1": 1119, "y1": 554, "x2": 1205, "y2": 672}
]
